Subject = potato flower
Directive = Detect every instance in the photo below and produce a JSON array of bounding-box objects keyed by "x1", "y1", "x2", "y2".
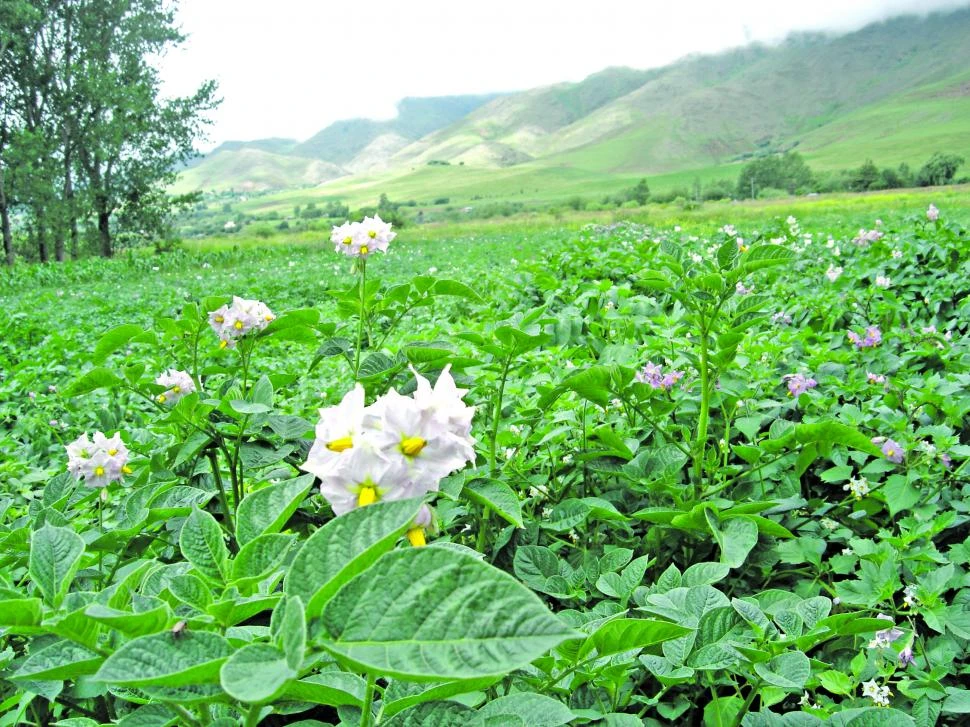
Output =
[
  {"x1": 66, "y1": 431, "x2": 131, "y2": 488},
  {"x1": 155, "y1": 369, "x2": 195, "y2": 404},
  {"x1": 208, "y1": 296, "x2": 275, "y2": 347},
  {"x1": 331, "y1": 215, "x2": 396, "y2": 257}
]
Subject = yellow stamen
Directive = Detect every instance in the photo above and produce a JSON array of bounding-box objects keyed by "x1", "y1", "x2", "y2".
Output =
[
  {"x1": 407, "y1": 527, "x2": 427, "y2": 547},
  {"x1": 327, "y1": 436, "x2": 353, "y2": 452},
  {"x1": 368, "y1": 230, "x2": 377, "y2": 239},
  {"x1": 234, "y1": 320, "x2": 244, "y2": 330},
  {"x1": 94, "y1": 466, "x2": 105, "y2": 476},
  {"x1": 357, "y1": 486, "x2": 378, "y2": 507},
  {"x1": 219, "y1": 340, "x2": 229, "y2": 349},
  {"x1": 172, "y1": 386, "x2": 181, "y2": 394},
  {"x1": 399, "y1": 436, "x2": 427, "y2": 457},
  {"x1": 360, "y1": 245, "x2": 369, "y2": 255},
  {"x1": 215, "y1": 315, "x2": 224, "y2": 323},
  {"x1": 264, "y1": 314, "x2": 274, "y2": 321},
  {"x1": 156, "y1": 394, "x2": 166, "y2": 403},
  {"x1": 108, "y1": 449, "x2": 118, "y2": 456},
  {"x1": 122, "y1": 465, "x2": 133, "y2": 475},
  {"x1": 342, "y1": 236, "x2": 352, "y2": 245}
]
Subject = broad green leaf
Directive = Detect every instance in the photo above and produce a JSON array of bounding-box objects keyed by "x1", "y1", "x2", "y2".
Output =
[
  {"x1": 433, "y1": 278, "x2": 484, "y2": 301},
  {"x1": 383, "y1": 702, "x2": 478, "y2": 727},
  {"x1": 682, "y1": 562, "x2": 731, "y2": 587},
  {"x1": 15, "y1": 640, "x2": 102, "y2": 681},
  {"x1": 270, "y1": 595, "x2": 306, "y2": 671},
  {"x1": 319, "y1": 547, "x2": 578, "y2": 680},
  {"x1": 92, "y1": 324, "x2": 146, "y2": 363},
  {"x1": 753, "y1": 651, "x2": 810, "y2": 690},
  {"x1": 463, "y1": 479, "x2": 523, "y2": 527},
  {"x1": 167, "y1": 575, "x2": 213, "y2": 613},
  {"x1": 179, "y1": 508, "x2": 230, "y2": 583},
  {"x1": 706, "y1": 513, "x2": 759, "y2": 568},
  {"x1": 235, "y1": 475, "x2": 314, "y2": 545},
  {"x1": 65, "y1": 367, "x2": 124, "y2": 395},
  {"x1": 219, "y1": 643, "x2": 295, "y2": 703},
  {"x1": 95, "y1": 630, "x2": 232, "y2": 687},
  {"x1": 382, "y1": 676, "x2": 501, "y2": 717},
  {"x1": 0, "y1": 598, "x2": 43, "y2": 627},
  {"x1": 478, "y1": 693, "x2": 574, "y2": 726},
  {"x1": 29, "y1": 524, "x2": 85, "y2": 607},
  {"x1": 285, "y1": 498, "x2": 423, "y2": 616},
  {"x1": 85, "y1": 603, "x2": 172, "y2": 637},
  {"x1": 231, "y1": 533, "x2": 294, "y2": 585},
  {"x1": 281, "y1": 671, "x2": 365, "y2": 707},
  {"x1": 818, "y1": 669, "x2": 854, "y2": 695},
  {"x1": 580, "y1": 618, "x2": 693, "y2": 659}
]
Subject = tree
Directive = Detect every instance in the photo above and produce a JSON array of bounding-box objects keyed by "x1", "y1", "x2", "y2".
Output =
[
  {"x1": 916, "y1": 152, "x2": 965, "y2": 187},
  {"x1": 736, "y1": 152, "x2": 814, "y2": 199},
  {"x1": 629, "y1": 178, "x2": 650, "y2": 205},
  {"x1": 849, "y1": 159, "x2": 880, "y2": 191}
]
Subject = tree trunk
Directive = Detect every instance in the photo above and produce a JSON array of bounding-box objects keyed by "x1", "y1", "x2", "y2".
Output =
[
  {"x1": 1, "y1": 197, "x2": 12, "y2": 266},
  {"x1": 37, "y1": 207, "x2": 49, "y2": 262},
  {"x1": 97, "y1": 201, "x2": 112, "y2": 257}
]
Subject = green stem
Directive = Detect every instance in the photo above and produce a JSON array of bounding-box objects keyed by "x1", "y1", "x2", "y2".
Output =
[
  {"x1": 693, "y1": 324, "x2": 711, "y2": 493},
  {"x1": 244, "y1": 704, "x2": 262, "y2": 727},
  {"x1": 732, "y1": 678, "x2": 763, "y2": 727},
  {"x1": 360, "y1": 672, "x2": 377, "y2": 727},
  {"x1": 207, "y1": 449, "x2": 235, "y2": 538},
  {"x1": 97, "y1": 494, "x2": 104, "y2": 588},
  {"x1": 354, "y1": 257, "x2": 368, "y2": 380},
  {"x1": 488, "y1": 355, "x2": 513, "y2": 475},
  {"x1": 169, "y1": 704, "x2": 203, "y2": 727}
]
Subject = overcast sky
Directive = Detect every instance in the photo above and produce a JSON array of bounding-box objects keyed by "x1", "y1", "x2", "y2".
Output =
[{"x1": 158, "y1": 0, "x2": 970, "y2": 149}]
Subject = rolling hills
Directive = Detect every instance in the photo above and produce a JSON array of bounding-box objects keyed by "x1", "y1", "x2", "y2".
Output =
[{"x1": 175, "y1": 7, "x2": 970, "y2": 203}]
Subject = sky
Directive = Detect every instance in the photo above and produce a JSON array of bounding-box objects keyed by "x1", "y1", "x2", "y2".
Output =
[{"x1": 157, "y1": 0, "x2": 970, "y2": 149}]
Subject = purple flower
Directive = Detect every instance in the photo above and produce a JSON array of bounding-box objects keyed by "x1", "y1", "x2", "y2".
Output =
[
  {"x1": 941, "y1": 452, "x2": 952, "y2": 469},
  {"x1": 635, "y1": 361, "x2": 684, "y2": 391},
  {"x1": 848, "y1": 325, "x2": 882, "y2": 349},
  {"x1": 868, "y1": 615, "x2": 904, "y2": 648},
  {"x1": 866, "y1": 371, "x2": 886, "y2": 385},
  {"x1": 899, "y1": 645, "x2": 915, "y2": 667},
  {"x1": 783, "y1": 373, "x2": 817, "y2": 397},
  {"x1": 772, "y1": 311, "x2": 793, "y2": 326},
  {"x1": 878, "y1": 438, "x2": 904, "y2": 463}
]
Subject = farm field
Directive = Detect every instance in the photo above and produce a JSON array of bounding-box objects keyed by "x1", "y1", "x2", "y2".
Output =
[{"x1": 1, "y1": 193, "x2": 969, "y2": 727}]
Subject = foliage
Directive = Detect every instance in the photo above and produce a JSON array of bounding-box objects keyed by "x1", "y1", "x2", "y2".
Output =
[{"x1": 1, "y1": 203, "x2": 969, "y2": 725}]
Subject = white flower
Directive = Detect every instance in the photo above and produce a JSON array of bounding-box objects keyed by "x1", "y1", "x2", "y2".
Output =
[
  {"x1": 155, "y1": 369, "x2": 195, "y2": 405},
  {"x1": 926, "y1": 204, "x2": 939, "y2": 221},
  {"x1": 902, "y1": 584, "x2": 919, "y2": 609},
  {"x1": 66, "y1": 431, "x2": 131, "y2": 488},
  {"x1": 891, "y1": 249, "x2": 902, "y2": 259},
  {"x1": 861, "y1": 679, "x2": 892, "y2": 707},
  {"x1": 208, "y1": 296, "x2": 275, "y2": 346},
  {"x1": 825, "y1": 265, "x2": 843, "y2": 282},
  {"x1": 844, "y1": 476, "x2": 870, "y2": 499},
  {"x1": 874, "y1": 275, "x2": 892, "y2": 289}
]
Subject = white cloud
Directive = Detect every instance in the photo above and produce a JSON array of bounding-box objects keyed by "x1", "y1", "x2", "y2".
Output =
[{"x1": 158, "y1": 0, "x2": 970, "y2": 148}]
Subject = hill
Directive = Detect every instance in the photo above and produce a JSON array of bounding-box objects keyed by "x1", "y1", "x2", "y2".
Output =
[{"x1": 176, "y1": 7, "x2": 970, "y2": 199}]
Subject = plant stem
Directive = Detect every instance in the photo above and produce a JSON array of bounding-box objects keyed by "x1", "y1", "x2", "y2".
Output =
[
  {"x1": 732, "y1": 678, "x2": 763, "y2": 727},
  {"x1": 244, "y1": 704, "x2": 262, "y2": 727},
  {"x1": 207, "y1": 449, "x2": 235, "y2": 537},
  {"x1": 354, "y1": 257, "x2": 367, "y2": 380},
  {"x1": 98, "y1": 493, "x2": 104, "y2": 588},
  {"x1": 693, "y1": 323, "x2": 711, "y2": 494},
  {"x1": 488, "y1": 354, "x2": 512, "y2": 476},
  {"x1": 360, "y1": 672, "x2": 377, "y2": 727},
  {"x1": 169, "y1": 704, "x2": 203, "y2": 727}
]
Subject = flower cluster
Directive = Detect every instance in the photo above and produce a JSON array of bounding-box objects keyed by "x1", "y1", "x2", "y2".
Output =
[
  {"x1": 874, "y1": 275, "x2": 892, "y2": 289},
  {"x1": 847, "y1": 326, "x2": 881, "y2": 349},
  {"x1": 844, "y1": 475, "x2": 870, "y2": 500},
  {"x1": 330, "y1": 215, "x2": 396, "y2": 257},
  {"x1": 735, "y1": 281, "x2": 753, "y2": 296},
  {"x1": 868, "y1": 615, "x2": 904, "y2": 648},
  {"x1": 155, "y1": 369, "x2": 195, "y2": 404},
  {"x1": 825, "y1": 265, "x2": 843, "y2": 282},
  {"x1": 852, "y1": 228, "x2": 884, "y2": 246},
  {"x1": 635, "y1": 362, "x2": 684, "y2": 390},
  {"x1": 771, "y1": 310, "x2": 793, "y2": 326},
  {"x1": 66, "y1": 431, "x2": 131, "y2": 488},
  {"x1": 927, "y1": 203, "x2": 939, "y2": 221},
  {"x1": 209, "y1": 296, "x2": 275, "y2": 348},
  {"x1": 783, "y1": 373, "x2": 817, "y2": 398},
  {"x1": 861, "y1": 680, "x2": 892, "y2": 707},
  {"x1": 902, "y1": 584, "x2": 919, "y2": 609},
  {"x1": 301, "y1": 366, "x2": 475, "y2": 520},
  {"x1": 866, "y1": 371, "x2": 887, "y2": 385}
]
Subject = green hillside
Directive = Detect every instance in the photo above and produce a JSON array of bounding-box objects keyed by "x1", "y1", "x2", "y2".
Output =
[{"x1": 177, "y1": 8, "x2": 970, "y2": 201}]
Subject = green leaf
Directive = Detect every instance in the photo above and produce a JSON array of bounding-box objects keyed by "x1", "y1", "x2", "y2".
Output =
[
  {"x1": 231, "y1": 533, "x2": 294, "y2": 584},
  {"x1": 818, "y1": 669, "x2": 854, "y2": 696},
  {"x1": 706, "y1": 513, "x2": 759, "y2": 568},
  {"x1": 65, "y1": 367, "x2": 125, "y2": 396},
  {"x1": 382, "y1": 677, "x2": 501, "y2": 717},
  {"x1": 478, "y1": 693, "x2": 574, "y2": 726},
  {"x1": 271, "y1": 595, "x2": 306, "y2": 671},
  {"x1": 463, "y1": 479, "x2": 523, "y2": 527},
  {"x1": 284, "y1": 498, "x2": 423, "y2": 616},
  {"x1": 15, "y1": 640, "x2": 102, "y2": 681},
  {"x1": 219, "y1": 643, "x2": 296, "y2": 703},
  {"x1": 85, "y1": 603, "x2": 173, "y2": 637},
  {"x1": 943, "y1": 688, "x2": 970, "y2": 714},
  {"x1": 753, "y1": 651, "x2": 810, "y2": 690},
  {"x1": 167, "y1": 575, "x2": 213, "y2": 613},
  {"x1": 93, "y1": 324, "x2": 146, "y2": 364},
  {"x1": 319, "y1": 547, "x2": 578, "y2": 680},
  {"x1": 235, "y1": 475, "x2": 314, "y2": 545},
  {"x1": 229, "y1": 400, "x2": 273, "y2": 415},
  {"x1": 179, "y1": 508, "x2": 230, "y2": 583},
  {"x1": 383, "y1": 702, "x2": 478, "y2": 727},
  {"x1": 359, "y1": 352, "x2": 399, "y2": 380},
  {"x1": 433, "y1": 278, "x2": 484, "y2": 301},
  {"x1": 281, "y1": 671, "x2": 366, "y2": 707},
  {"x1": 0, "y1": 598, "x2": 43, "y2": 627},
  {"x1": 581, "y1": 618, "x2": 693, "y2": 659},
  {"x1": 682, "y1": 562, "x2": 731, "y2": 587},
  {"x1": 95, "y1": 630, "x2": 232, "y2": 687},
  {"x1": 30, "y1": 524, "x2": 85, "y2": 607}
]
